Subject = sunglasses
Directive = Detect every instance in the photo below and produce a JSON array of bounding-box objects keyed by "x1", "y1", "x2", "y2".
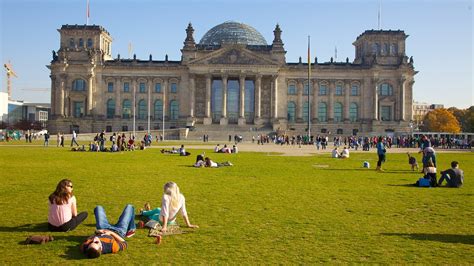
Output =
[{"x1": 67, "y1": 185, "x2": 73, "y2": 188}]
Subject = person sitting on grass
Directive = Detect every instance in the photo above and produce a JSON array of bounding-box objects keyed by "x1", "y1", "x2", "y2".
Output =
[
  {"x1": 331, "y1": 147, "x2": 339, "y2": 158},
  {"x1": 407, "y1": 152, "x2": 419, "y2": 171},
  {"x1": 80, "y1": 204, "x2": 136, "y2": 258},
  {"x1": 179, "y1": 145, "x2": 191, "y2": 156},
  {"x1": 214, "y1": 144, "x2": 220, "y2": 153},
  {"x1": 128, "y1": 137, "x2": 135, "y2": 150},
  {"x1": 48, "y1": 179, "x2": 88, "y2": 232},
  {"x1": 438, "y1": 161, "x2": 464, "y2": 188},
  {"x1": 340, "y1": 147, "x2": 350, "y2": 158},
  {"x1": 139, "y1": 182, "x2": 198, "y2": 233},
  {"x1": 423, "y1": 160, "x2": 437, "y2": 187}
]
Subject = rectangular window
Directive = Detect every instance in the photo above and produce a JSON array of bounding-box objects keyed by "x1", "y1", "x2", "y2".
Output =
[
  {"x1": 73, "y1": 101, "x2": 84, "y2": 118},
  {"x1": 303, "y1": 83, "x2": 309, "y2": 95},
  {"x1": 319, "y1": 85, "x2": 327, "y2": 96},
  {"x1": 155, "y1": 83, "x2": 161, "y2": 93},
  {"x1": 122, "y1": 125, "x2": 128, "y2": 132},
  {"x1": 171, "y1": 83, "x2": 178, "y2": 93},
  {"x1": 107, "y1": 82, "x2": 114, "y2": 92},
  {"x1": 335, "y1": 84, "x2": 343, "y2": 96},
  {"x1": 381, "y1": 106, "x2": 392, "y2": 121},
  {"x1": 351, "y1": 85, "x2": 359, "y2": 96},
  {"x1": 288, "y1": 84, "x2": 296, "y2": 95},
  {"x1": 105, "y1": 126, "x2": 112, "y2": 132},
  {"x1": 139, "y1": 82, "x2": 146, "y2": 93},
  {"x1": 123, "y1": 82, "x2": 130, "y2": 92}
]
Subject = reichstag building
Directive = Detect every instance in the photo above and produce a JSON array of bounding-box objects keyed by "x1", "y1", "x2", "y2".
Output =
[{"x1": 48, "y1": 21, "x2": 416, "y2": 135}]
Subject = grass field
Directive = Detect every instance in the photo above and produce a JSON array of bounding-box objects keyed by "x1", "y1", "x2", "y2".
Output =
[{"x1": 0, "y1": 143, "x2": 472, "y2": 264}]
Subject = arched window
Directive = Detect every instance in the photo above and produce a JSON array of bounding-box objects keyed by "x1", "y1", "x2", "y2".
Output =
[
  {"x1": 379, "y1": 83, "x2": 393, "y2": 96},
  {"x1": 138, "y1": 100, "x2": 146, "y2": 119},
  {"x1": 106, "y1": 99, "x2": 115, "y2": 119},
  {"x1": 72, "y1": 79, "x2": 86, "y2": 91},
  {"x1": 318, "y1": 102, "x2": 327, "y2": 122},
  {"x1": 351, "y1": 84, "x2": 359, "y2": 96},
  {"x1": 302, "y1": 102, "x2": 309, "y2": 122},
  {"x1": 87, "y1": 38, "x2": 93, "y2": 48},
  {"x1": 334, "y1": 102, "x2": 343, "y2": 122},
  {"x1": 78, "y1": 38, "x2": 84, "y2": 47},
  {"x1": 170, "y1": 100, "x2": 179, "y2": 120},
  {"x1": 122, "y1": 100, "x2": 131, "y2": 119},
  {"x1": 349, "y1": 103, "x2": 358, "y2": 122},
  {"x1": 154, "y1": 100, "x2": 163, "y2": 120},
  {"x1": 372, "y1": 43, "x2": 380, "y2": 55},
  {"x1": 335, "y1": 84, "x2": 343, "y2": 96},
  {"x1": 288, "y1": 84, "x2": 296, "y2": 95},
  {"x1": 319, "y1": 84, "x2": 328, "y2": 95},
  {"x1": 390, "y1": 44, "x2": 398, "y2": 55},
  {"x1": 69, "y1": 38, "x2": 75, "y2": 48},
  {"x1": 287, "y1": 102, "x2": 296, "y2": 122}
]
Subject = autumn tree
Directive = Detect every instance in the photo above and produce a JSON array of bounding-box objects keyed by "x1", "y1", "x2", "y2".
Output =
[
  {"x1": 422, "y1": 108, "x2": 461, "y2": 133},
  {"x1": 447, "y1": 106, "x2": 474, "y2": 132}
]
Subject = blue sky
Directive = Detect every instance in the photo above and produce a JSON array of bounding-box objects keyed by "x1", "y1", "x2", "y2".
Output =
[{"x1": 1, "y1": 0, "x2": 472, "y2": 108}]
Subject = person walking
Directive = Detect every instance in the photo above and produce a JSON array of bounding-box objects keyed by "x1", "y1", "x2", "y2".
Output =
[
  {"x1": 71, "y1": 130, "x2": 79, "y2": 147},
  {"x1": 376, "y1": 136, "x2": 387, "y2": 171}
]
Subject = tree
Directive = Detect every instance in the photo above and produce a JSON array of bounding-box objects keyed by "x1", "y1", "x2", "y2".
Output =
[
  {"x1": 422, "y1": 108, "x2": 461, "y2": 133},
  {"x1": 464, "y1": 106, "x2": 474, "y2": 132}
]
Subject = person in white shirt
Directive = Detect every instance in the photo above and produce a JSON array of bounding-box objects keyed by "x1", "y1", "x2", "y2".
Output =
[
  {"x1": 141, "y1": 182, "x2": 198, "y2": 233},
  {"x1": 340, "y1": 147, "x2": 350, "y2": 158},
  {"x1": 331, "y1": 148, "x2": 339, "y2": 158}
]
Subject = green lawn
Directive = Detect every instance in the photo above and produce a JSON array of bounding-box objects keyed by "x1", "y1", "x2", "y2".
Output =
[{"x1": 0, "y1": 144, "x2": 472, "y2": 264}]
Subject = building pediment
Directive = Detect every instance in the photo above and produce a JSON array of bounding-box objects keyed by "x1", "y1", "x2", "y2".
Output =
[{"x1": 189, "y1": 47, "x2": 277, "y2": 66}]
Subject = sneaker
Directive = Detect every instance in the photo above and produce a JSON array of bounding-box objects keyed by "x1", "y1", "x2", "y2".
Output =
[{"x1": 125, "y1": 230, "x2": 136, "y2": 238}]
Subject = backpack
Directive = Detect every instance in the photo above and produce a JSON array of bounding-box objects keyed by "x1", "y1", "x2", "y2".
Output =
[{"x1": 417, "y1": 177, "x2": 431, "y2": 187}]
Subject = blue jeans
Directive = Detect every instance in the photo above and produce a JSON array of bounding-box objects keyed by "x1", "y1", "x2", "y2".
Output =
[{"x1": 94, "y1": 204, "x2": 136, "y2": 238}]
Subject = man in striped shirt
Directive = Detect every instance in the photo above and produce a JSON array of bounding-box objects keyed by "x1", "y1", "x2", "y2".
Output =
[{"x1": 81, "y1": 204, "x2": 136, "y2": 258}]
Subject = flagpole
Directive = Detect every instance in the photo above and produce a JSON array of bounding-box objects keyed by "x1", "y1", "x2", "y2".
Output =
[
  {"x1": 86, "y1": 0, "x2": 90, "y2": 25},
  {"x1": 133, "y1": 81, "x2": 136, "y2": 138},
  {"x1": 307, "y1": 35, "x2": 311, "y2": 141}
]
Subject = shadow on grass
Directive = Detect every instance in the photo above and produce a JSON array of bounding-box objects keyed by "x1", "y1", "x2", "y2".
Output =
[
  {"x1": 382, "y1": 233, "x2": 474, "y2": 245},
  {"x1": 0, "y1": 222, "x2": 49, "y2": 232},
  {"x1": 55, "y1": 235, "x2": 90, "y2": 260},
  {"x1": 387, "y1": 184, "x2": 418, "y2": 187}
]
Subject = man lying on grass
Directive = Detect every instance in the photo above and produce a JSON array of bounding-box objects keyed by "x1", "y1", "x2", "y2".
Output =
[{"x1": 80, "y1": 205, "x2": 136, "y2": 258}]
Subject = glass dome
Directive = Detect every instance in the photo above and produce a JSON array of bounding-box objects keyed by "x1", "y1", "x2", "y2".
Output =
[{"x1": 199, "y1": 21, "x2": 267, "y2": 46}]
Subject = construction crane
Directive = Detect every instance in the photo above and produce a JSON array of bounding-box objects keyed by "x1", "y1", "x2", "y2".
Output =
[{"x1": 4, "y1": 61, "x2": 18, "y2": 100}]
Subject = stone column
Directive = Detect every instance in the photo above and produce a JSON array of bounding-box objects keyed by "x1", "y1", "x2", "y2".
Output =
[
  {"x1": 115, "y1": 78, "x2": 122, "y2": 118},
  {"x1": 374, "y1": 79, "x2": 379, "y2": 120},
  {"x1": 163, "y1": 79, "x2": 168, "y2": 121},
  {"x1": 87, "y1": 74, "x2": 94, "y2": 116},
  {"x1": 238, "y1": 75, "x2": 246, "y2": 125},
  {"x1": 399, "y1": 77, "x2": 406, "y2": 121},
  {"x1": 50, "y1": 75, "x2": 56, "y2": 116},
  {"x1": 60, "y1": 74, "x2": 67, "y2": 117},
  {"x1": 147, "y1": 78, "x2": 152, "y2": 132},
  {"x1": 255, "y1": 75, "x2": 262, "y2": 118},
  {"x1": 272, "y1": 75, "x2": 279, "y2": 119},
  {"x1": 220, "y1": 75, "x2": 228, "y2": 125},
  {"x1": 344, "y1": 81, "x2": 350, "y2": 121},
  {"x1": 328, "y1": 80, "x2": 334, "y2": 121},
  {"x1": 203, "y1": 75, "x2": 212, "y2": 125},
  {"x1": 189, "y1": 74, "x2": 195, "y2": 118},
  {"x1": 312, "y1": 80, "x2": 318, "y2": 122},
  {"x1": 296, "y1": 80, "x2": 303, "y2": 121}
]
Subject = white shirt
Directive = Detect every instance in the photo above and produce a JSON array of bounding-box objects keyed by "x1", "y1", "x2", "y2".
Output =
[
  {"x1": 341, "y1": 148, "x2": 350, "y2": 158},
  {"x1": 160, "y1": 193, "x2": 188, "y2": 222},
  {"x1": 332, "y1": 149, "x2": 339, "y2": 158}
]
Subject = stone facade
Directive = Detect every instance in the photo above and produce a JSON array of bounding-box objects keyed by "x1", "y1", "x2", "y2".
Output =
[{"x1": 48, "y1": 22, "x2": 417, "y2": 135}]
